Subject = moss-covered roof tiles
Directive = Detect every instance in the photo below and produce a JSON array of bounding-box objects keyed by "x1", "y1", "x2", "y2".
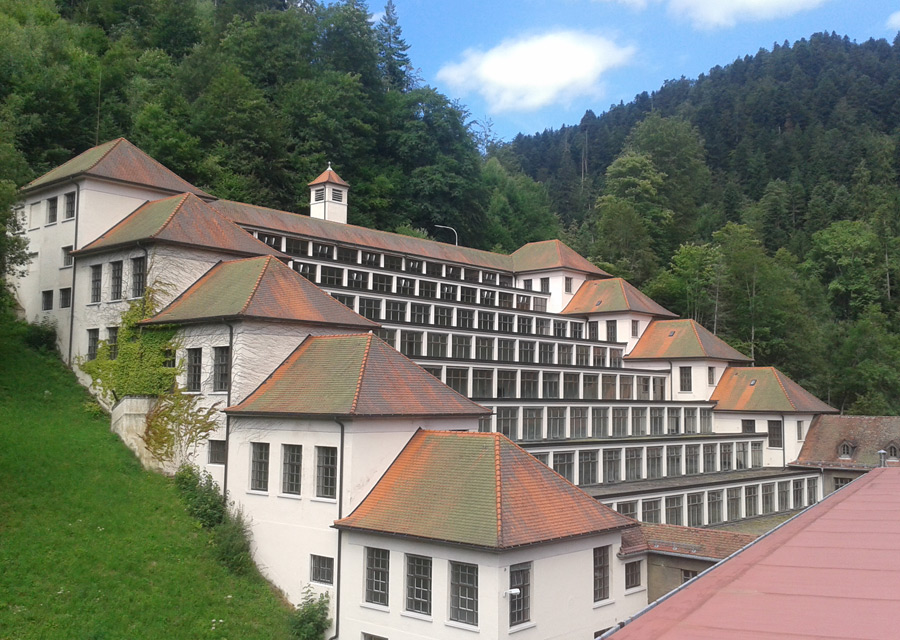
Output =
[
  {"x1": 562, "y1": 278, "x2": 678, "y2": 317},
  {"x1": 710, "y1": 367, "x2": 837, "y2": 414},
  {"x1": 626, "y1": 319, "x2": 751, "y2": 361},
  {"x1": 335, "y1": 430, "x2": 635, "y2": 549},
  {"x1": 226, "y1": 334, "x2": 488, "y2": 418}
]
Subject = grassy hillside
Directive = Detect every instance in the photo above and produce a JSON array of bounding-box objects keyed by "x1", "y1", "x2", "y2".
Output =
[{"x1": 0, "y1": 320, "x2": 293, "y2": 639}]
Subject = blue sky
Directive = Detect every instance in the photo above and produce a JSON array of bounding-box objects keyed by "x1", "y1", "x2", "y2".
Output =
[{"x1": 381, "y1": 0, "x2": 900, "y2": 141}]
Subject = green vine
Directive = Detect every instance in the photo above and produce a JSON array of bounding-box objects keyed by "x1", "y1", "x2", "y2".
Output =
[{"x1": 142, "y1": 390, "x2": 220, "y2": 467}]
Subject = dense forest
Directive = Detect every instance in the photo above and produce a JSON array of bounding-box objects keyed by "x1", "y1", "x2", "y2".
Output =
[{"x1": 3, "y1": 1, "x2": 900, "y2": 414}]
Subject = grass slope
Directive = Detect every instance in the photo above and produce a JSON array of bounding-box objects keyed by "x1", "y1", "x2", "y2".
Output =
[{"x1": 0, "y1": 321, "x2": 293, "y2": 639}]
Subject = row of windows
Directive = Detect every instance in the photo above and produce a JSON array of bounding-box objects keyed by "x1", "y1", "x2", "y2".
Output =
[
  {"x1": 376, "y1": 329, "x2": 625, "y2": 369},
  {"x1": 248, "y1": 443, "x2": 338, "y2": 499},
  {"x1": 605, "y1": 477, "x2": 819, "y2": 526},
  {"x1": 86, "y1": 326, "x2": 119, "y2": 361},
  {"x1": 427, "y1": 367, "x2": 666, "y2": 401},
  {"x1": 477, "y1": 406, "x2": 714, "y2": 442},
  {"x1": 34, "y1": 192, "x2": 76, "y2": 226},
  {"x1": 531, "y1": 439, "x2": 764, "y2": 485},
  {"x1": 185, "y1": 346, "x2": 230, "y2": 393},
  {"x1": 89, "y1": 257, "x2": 146, "y2": 304},
  {"x1": 41, "y1": 288, "x2": 72, "y2": 311}
]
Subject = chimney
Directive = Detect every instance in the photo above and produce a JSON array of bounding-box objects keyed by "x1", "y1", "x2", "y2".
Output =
[
  {"x1": 878, "y1": 449, "x2": 887, "y2": 468},
  {"x1": 308, "y1": 162, "x2": 349, "y2": 224}
]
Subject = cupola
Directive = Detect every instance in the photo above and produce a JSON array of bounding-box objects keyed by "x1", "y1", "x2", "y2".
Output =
[{"x1": 308, "y1": 163, "x2": 349, "y2": 224}]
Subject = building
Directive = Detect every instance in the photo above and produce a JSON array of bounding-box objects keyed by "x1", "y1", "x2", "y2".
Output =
[
  {"x1": 12, "y1": 139, "x2": 847, "y2": 636},
  {"x1": 603, "y1": 466, "x2": 900, "y2": 639}
]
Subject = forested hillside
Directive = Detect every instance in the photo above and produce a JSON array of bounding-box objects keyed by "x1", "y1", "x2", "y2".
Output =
[
  {"x1": 0, "y1": 0, "x2": 558, "y2": 250},
  {"x1": 501, "y1": 32, "x2": 900, "y2": 414}
]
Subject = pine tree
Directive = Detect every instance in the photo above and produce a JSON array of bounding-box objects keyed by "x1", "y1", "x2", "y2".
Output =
[{"x1": 375, "y1": 0, "x2": 413, "y2": 91}]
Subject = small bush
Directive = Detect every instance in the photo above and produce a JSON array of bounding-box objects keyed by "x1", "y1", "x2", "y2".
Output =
[
  {"x1": 23, "y1": 318, "x2": 57, "y2": 352},
  {"x1": 288, "y1": 589, "x2": 331, "y2": 640},
  {"x1": 173, "y1": 465, "x2": 225, "y2": 529},
  {"x1": 213, "y1": 509, "x2": 254, "y2": 575}
]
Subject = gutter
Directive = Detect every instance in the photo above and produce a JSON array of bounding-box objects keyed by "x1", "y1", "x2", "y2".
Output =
[
  {"x1": 66, "y1": 180, "x2": 81, "y2": 365},
  {"x1": 328, "y1": 417, "x2": 346, "y2": 640}
]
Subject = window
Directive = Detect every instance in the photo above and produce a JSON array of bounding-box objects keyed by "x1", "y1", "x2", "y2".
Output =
[
  {"x1": 516, "y1": 294, "x2": 531, "y2": 311},
  {"x1": 650, "y1": 408, "x2": 664, "y2": 436},
  {"x1": 682, "y1": 569, "x2": 699, "y2": 584},
  {"x1": 554, "y1": 320, "x2": 567, "y2": 337},
  {"x1": 41, "y1": 290, "x2": 53, "y2": 311},
  {"x1": 59, "y1": 287, "x2": 71, "y2": 309},
  {"x1": 461, "y1": 287, "x2": 477, "y2": 304},
  {"x1": 736, "y1": 442, "x2": 749, "y2": 469},
  {"x1": 517, "y1": 316, "x2": 532, "y2": 335},
  {"x1": 546, "y1": 408, "x2": 564, "y2": 439},
  {"x1": 320, "y1": 266, "x2": 344, "y2": 287},
  {"x1": 385, "y1": 301, "x2": 406, "y2": 322},
  {"x1": 612, "y1": 408, "x2": 628, "y2": 437},
  {"x1": 751, "y1": 442, "x2": 762, "y2": 467},
  {"x1": 313, "y1": 243, "x2": 334, "y2": 260},
  {"x1": 440, "y1": 283, "x2": 457, "y2": 301},
  {"x1": 601, "y1": 375, "x2": 616, "y2": 399},
  {"x1": 745, "y1": 485, "x2": 759, "y2": 517},
  {"x1": 406, "y1": 555, "x2": 432, "y2": 615},
  {"x1": 617, "y1": 501, "x2": 637, "y2": 517},
  {"x1": 258, "y1": 233, "x2": 282, "y2": 249},
  {"x1": 665, "y1": 496, "x2": 683, "y2": 525},
  {"x1": 539, "y1": 342, "x2": 554, "y2": 364},
  {"x1": 625, "y1": 561, "x2": 642, "y2": 589},
  {"x1": 667, "y1": 408, "x2": 681, "y2": 434},
  {"x1": 213, "y1": 346, "x2": 230, "y2": 392},
  {"x1": 646, "y1": 447, "x2": 662, "y2": 479},
  {"x1": 186, "y1": 348, "x2": 202, "y2": 391},
  {"x1": 475, "y1": 336, "x2": 494, "y2": 360},
  {"x1": 768, "y1": 420, "x2": 783, "y2": 448},
  {"x1": 425, "y1": 261, "x2": 442, "y2": 277},
  {"x1": 348, "y1": 270, "x2": 368, "y2": 289},
  {"x1": 778, "y1": 481, "x2": 791, "y2": 511},
  {"x1": 522, "y1": 407, "x2": 542, "y2": 440},
  {"x1": 478, "y1": 311, "x2": 494, "y2": 331},
  {"x1": 579, "y1": 450, "x2": 598, "y2": 485},
  {"x1": 631, "y1": 408, "x2": 646, "y2": 436},
  {"x1": 454, "y1": 335, "x2": 472, "y2": 359},
  {"x1": 727, "y1": 488, "x2": 742, "y2": 521},
  {"x1": 285, "y1": 238, "x2": 308, "y2": 256},
  {"x1": 523, "y1": 279, "x2": 532, "y2": 291},
  {"x1": 446, "y1": 265, "x2": 461, "y2": 280},
  {"x1": 509, "y1": 563, "x2": 531, "y2": 627},
  {"x1": 592, "y1": 407, "x2": 609, "y2": 438},
  {"x1": 282, "y1": 445, "x2": 302, "y2": 495},
  {"x1": 720, "y1": 443, "x2": 733, "y2": 471},
  {"x1": 619, "y1": 375, "x2": 633, "y2": 400},
  {"x1": 603, "y1": 449, "x2": 620, "y2": 483},
  {"x1": 497, "y1": 370, "x2": 516, "y2": 398},
  {"x1": 625, "y1": 448, "x2": 642, "y2": 480},
  {"x1": 583, "y1": 374, "x2": 598, "y2": 399},
  {"x1": 479, "y1": 290, "x2": 495, "y2": 307},
  {"x1": 571, "y1": 323, "x2": 583, "y2": 340},
  {"x1": 808, "y1": 478, "x2": 818, "y2": 504},
  {"x1": 373, "y1": 273, "x2": 393, "y2": 292},
  {"x1": 478, "y1": 410, "x2": 491, "y2": 433},
  {"x1": 762, "y1": 483, "x2": 775, "y2": 514},
  {"x1": 636, "y1": 376, "x2": 650, "y2": 400},
  {"x1": 107, "y1": 327, "x2": 118, "y2": 360},
  {"x1": 497, "y1": 407, "x2": 518, "y2": 440},
  {"x1": 564, "y1": 277, "x2": 573, "y2": 293},
  {"x1": 838, "y1": 442, "x2": 853, "y2": 458},
  {"x1": 61, "y1": 245, "x2": 74, "y2": 268},
  {"x1": 741, "y1": 419, "x2": 756, "y2": 434},
  {"x1": 397, "y1": 277, "x2": 415, "y2": 296},
  {"x1": 542, "y1": 372, "x2": 559, "y2": 399},
  {"x1": 294, "y1": 262, "x2": 316, "y2": 281},
  {"x1": 400, "y1": 331, "x2": 422, "y2": 356},
  {"x1": 446, "y1": 368, "x2": 468, "y2": 395},
  {"x1": 703, "y1": 444, "x2": 717, "y2": 473},
  {"x1": 797, "y1": 420, "x2": 806, "y2": 442},
  {"x1": 47, "y1": 197, "x2": 57, "y2": 224},
  {"x1": 365, "y1": 547, "x2": 390, "y2": 606},
  {"x1": 336, "y1": 246, "x2": 357, "y2": 263},
  {"x1": 606, "y1": 319, "x2": 617, "y2": 342},
  {"x1": 642, "y1": 499, "x2": 661, "y2": 523},
  {"x1": 687, "y1": 493, "x2": 704, "y2": 526},
  {"x1": 331, "y1": 293, "x2": 354, "y2": 309},
  {"x1": 553, "y1": 451, "x2": 573, "y2": 481},
  {"x1": 518, "y1": 341, "x2": 535, "y2": 363},
  {"x1": 571, "y1": 407, "x2": 588, "y2": 438},
  {"x1": 576, "y1": 345, "x2": 590, "y2": 366},
  {"x1": 64, "y1": 192, "x2": 75, "y2": 219},
  {"x1": 250, "y1": 442, "x2": 269, "y2": 491},
  {"x1": 700, "y1": 409, "x2": 713, "y2": 433},
  {"x1": 359, "y1": 298, "x2": 381, "y2": 321},
  {"x1": 311, "y1": 555, "x2": 334, "y2": 585},
  {"x1": 558, "y1": 343, "x2": 573, "y2": 365},
  {"x1": 316, "y1": 446, "x2": 337, "y2": 498},
  {"x1": 593, "y1": 546, "x2": 610, "y2": 601},
  {"x1": 679, "y1": 366, "x2": 692, "y2": 392},
  {"x1": 90, "y1": 264, "x2": 102, "y2": 303},
  {"x1": 87, "y1": 328, "x2": 99, "y2": 360},
  {"x1": 684, "y1": 408, "x2": 697, "y2": 434},
  {"x1": 472, "y1": 369, "x2": 493, "y2": 397},
  {"x1": 457, "y1": 309, "x2": 474, "y2": 329},
  {"x1": 411, "y1": 303, "x2": 430, "y2": 324},
  {"x1": 449, "y1": 562, "x2": 478, "y2": 626},
  {"x1": 104, "y1": 260, "x2": 123, "y2": 300},
  {"x1": 834, "y1": 477, "x2": 853, "y2": 490},
  {"x1": 685, "y1": 444, "x2": 700, "y2": 475},
  {"x1": 631, "y1": 319, "x2": 639, "y2": 337},
  {"x1": 427, "y1": 332, "x2": 448, "y2": 358},
  {"x1": 208, "y1": 439, "x2": 226, "y2": 464},
  {"x1": 708, "y1": 366, "x2": 716, "y2": 385},
  {"x1": 129, "y1": 257, "x2": 146, "y2": 298},
  {"x1": 708, "y1": 490, "x2": 723, "y2": 524}
]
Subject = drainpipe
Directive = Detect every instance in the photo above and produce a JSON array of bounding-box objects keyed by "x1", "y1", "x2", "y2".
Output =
[
  {"x1": 222, "y1": 321, "x2": 235, "y2": 502},
  {"x1": 66, "y1": 181, "x2": 81, "y2": 365},
  {"x1": 329, "y1": 417, "x2": 346, "y2": 640},
  {"x1": 781, "y1": 413, "x2": 787, "y2": 469}
]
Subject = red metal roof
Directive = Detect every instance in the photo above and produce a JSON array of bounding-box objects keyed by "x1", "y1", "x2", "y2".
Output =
[
  {"x1": 626, "y1": 319, "x2": 751, "y2": 361},
  {"x1": 75, "y1": 193, "x2": 285, "y2": 258},
  {"x1": 607, "y1": 467, "x2": 900, "y2": 640},
  {"x1": 795, "y1": 415, "x2": 900, "y2": 469},
  {"x1": 711, "y1": 367, "x2": 836, "y2": 414},
  {"x1": 308, "y1": 166, "x2": 350, "y2": 187},
  {"x1": 142, "y1": 255, "x2": 376, "y2": 329},
  {"x1": 335, "y1": 430, "x2": 636, "y2": 549},
  {"x1": 620, "y1": 523, "x2": 755, "y2": 560},
  {"x1": 227, "y1": 334, "x2": 488, "y2": 418},
  {"x1": 25, "y1": 138, "x2": 212, "y2": 198},
  {"x1": 562, "y1": 278, "x2": 677, "y2": 317}
]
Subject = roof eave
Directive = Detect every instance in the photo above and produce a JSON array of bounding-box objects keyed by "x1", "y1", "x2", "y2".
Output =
[
  {"x1": 23, "y1": 172, "x2": 214, "y2": 200},
  {"x1": 224, "y1": 409, "x2": 489, "y2": 418},
  {"x1": 74, "y1": 238, "x2": 287, "y2": 259},
  {"x1": 140, "y1": 314, "x2": 376, "y2": 329}
]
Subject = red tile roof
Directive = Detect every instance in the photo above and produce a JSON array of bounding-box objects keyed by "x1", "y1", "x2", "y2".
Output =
[
  {"x1": 335, "y1": 430, "x2": 635, "y2": 549},
  {"x1": 142, "y1": 256, "x2": 376, "y2": 329},
  {"x1": 510, "y1": 239, "x2": 611, "y2": 276},
  {"x1": 794, "y1": 415, "x2": 900, "y2": 469},
  {"x1": 711, "y1": 367, "x2": 837, "y2": 414},
  {"x1": 24, "y1": 138, "x2": 212, "y2": 198},
  {"x1": 606, "y1": 467, "x2": 900, "y2": 640},
  {"x1": 75, "y1": 193, "x2": 285, "y2": 258},
  {"x1": 210, "y1": 199, "x2": 608, "y2": 276},
  {"x1": 227, "y1": 334, "x2": 488, "y2": 418},
  {"x1": 626, "y1": 319, "x2": 751, "y2": 361},
  {"x1": 308, "y1": 166, "x2": 350, "y2": 187},
  {"x1": 620, "y1": 523, "x2": 755, "y2": 561},
  {"x1": 562, "y1": 278, "x2": 678, "y2": 317}
]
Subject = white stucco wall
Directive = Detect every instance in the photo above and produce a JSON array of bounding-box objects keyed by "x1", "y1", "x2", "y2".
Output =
[{"x1": 715, "y1": 412, "x2": 814, "y2": 466}]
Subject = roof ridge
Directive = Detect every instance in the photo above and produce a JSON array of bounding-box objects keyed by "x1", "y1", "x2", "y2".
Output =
[
  {"x1": 494, "y1": 435, "x2": 502, "y2": 547},
  {"x1": 688, "y1": 319, "x2": 705, "y2": 355},
  {"x1": 86, "y1": 138, "x2": 124, "y2": 173},
  {"x1": 771, "y1": 367, "x2": 796, "y2": 411},
  {"x1": 151, "y1": 193, "x2": 190, "y2": 239},
  {"x1": 350, "y1": 334, "x2": 373, "y2": 415},
  {"x1": 617, "y1": 277, "x2": 628, "y2": 305},
  {"x1": 238, "y1": 255, "x2": 272, "y2": 315}
]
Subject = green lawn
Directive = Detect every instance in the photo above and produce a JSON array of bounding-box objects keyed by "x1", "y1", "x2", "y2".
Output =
[{"x1": 0, "y1": 321, "x2": 294, "y2": 639}]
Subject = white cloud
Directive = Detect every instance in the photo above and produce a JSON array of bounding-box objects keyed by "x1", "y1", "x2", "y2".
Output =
[
  {"x1": 887, "y1": 10, "x2": 900, "y2": 30},
  {"x1": 436, "y1": 31, "x2": 635, "y2": 113},
  {"x1": 594, "y1": 0, "x2": 828, "y2": 29}
]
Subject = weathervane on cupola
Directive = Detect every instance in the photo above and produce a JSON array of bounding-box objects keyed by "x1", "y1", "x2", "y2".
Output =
[{"x1": 308, "y1": 162, "x2": 350, "y2": 224}]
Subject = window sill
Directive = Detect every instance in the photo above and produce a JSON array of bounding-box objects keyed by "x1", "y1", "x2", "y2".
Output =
[
  {"x1": 359, "y1": 602, "x2": 389, "y2": 614},
  {"x1": 209, "y1": 391, "x2": 228, "y2": 396},
  {"x1": 310, "y1": 497, "x2": 337, "y2": 504},
  {"x1": 60, "y1": 265, "x2": 73, "y2": 270},
  {"x1": 624, "y1": 586, "x2": 647, "y2": 597},
  {"x1": 245, "y1": 490, "x2": 268, "y2": 497},
  {"x1": 593, "y1": 598, "x2": 615, "y2": 609},
  {"x1": 183, "y1": 391, "x2": 201, "y2": 396},
  {"x1": 309, "y1": 580, "x2": 334, "y2": 588},
  {"x1": 86, "y1": 302, "x2": 101, "y2": 307},
  {"x1": 44, "y1": 222, "x2": 57, "y2": 227},
  {"x1": 62, "y1": 217, "x2": 75, "y2": 223},
  {"x1": 401, "y1": 611, "x2": 433, "y2": 623},
  {"x1": 445, "y1": 620, "x2": 479, "y2": 633},
  {"x1": 277, "y1": 493, "x2": 302, "y2": 501},
  {"x1": 509, "y1": 621, "x2": 536, "y2": 634}
]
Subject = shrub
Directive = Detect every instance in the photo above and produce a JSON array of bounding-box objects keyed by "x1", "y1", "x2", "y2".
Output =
[
  {"x1": 23, "y1": 317, "x2": 57, "y2": 352},
  {"x1": 213, "y1": 508, "x2": 254, "y2": 575},
  {"x1": 288, "y1": 589, "x2": 331, "y2": 640},
  {"x1": 173, "y1": 465, "x2": 225, "y2": 529}
]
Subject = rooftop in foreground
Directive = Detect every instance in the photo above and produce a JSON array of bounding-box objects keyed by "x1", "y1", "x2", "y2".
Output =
[{"x1": 606, "y1": 467, "x2": 900, "y2": 639}]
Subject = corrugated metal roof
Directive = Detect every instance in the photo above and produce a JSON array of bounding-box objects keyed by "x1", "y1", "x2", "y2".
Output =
[
  {"x1": 25, "y1": 138, "x2": 212, "y2": 197},
  {"x1": 620, "y1": 523, "x2": 755, "y2": 560},
  {"x1": 226, "y1": 334, "x2": 488, "y2": 417},
  {"x1": 334, "y1": 430, "x2": 635, "y2": 549},
  {"x1": 75, "y1": 193, "x2": 285, "y2": 258},
  {"x1": 142, "y1": 255, "x2": 376, "y2": 329},
  {"x1": 795, "y1": 415, "x2": 900, "y2": 469},
  {"x1": 606, "y1": 467, "x2": 900, "y2": 640},
  {"x1": 562, "y1": 278, "x2": 677, "y2": 317},
  {"x1": 710, "y1": 367, "x2": 836, "y2": 414},
  {"x1": 626, "y1": 319, "x2": 751, "y2": 361}
]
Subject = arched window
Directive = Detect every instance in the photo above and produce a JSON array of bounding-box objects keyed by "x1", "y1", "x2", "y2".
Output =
[
  {"x1": 838, "y1": 442, "x2": 853, "y2": 458},
  {"x1": 888, "y1": 444, "x2": 899, "y2": 459}
]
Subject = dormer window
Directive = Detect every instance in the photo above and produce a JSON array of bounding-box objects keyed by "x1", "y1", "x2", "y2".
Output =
[
  {"x1": 314, "y1": 187, "x2": 325, "y2": 202},
  {"x1": 887, "y1": 444, "x2": 899, "y2": 459},
  {"x1": 838, "y1": 442, "x2": 854, "y2": 459},
  {"x1": 332, "y1": 188, "x2": 343, "y2": 203}
]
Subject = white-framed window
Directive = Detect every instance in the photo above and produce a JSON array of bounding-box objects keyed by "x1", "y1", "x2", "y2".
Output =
[
  {"x1": 708, "y1": 366, "x2": 716, "y2": 385},
  {"x1": 405, "y1": 554, "x2": 432, "y2": 615},
  {"x1": 90, "y1": 264, "x2": 102, "y2": 303},
  {"x1": 449, "y1": 561, "x2": 478, "y2": 626},
  {"x1": 679, "y1": 366, "x2": 692, "y2": 392},
  {"x1": 131, "y1": 256, "x2": 146, "y2": 298},
  {"x1": 64, "y1": 192, "x2": 76, "y2": 219},
  {"x1": 41, "y1": 290, "x2": 53, "y2": 311},
  {"x1": 208, "y1": 439, "x2": 226, "y2": 464},
  {"x1": 768, "y1": 420, "x2": 783, "y2": 448},
  {"x1": 797, "y1": 420, "x2": 805, "y2": 441},
  {"x1": 365, "y1": 547, "x2": 390, "y2": 606},
  {"x1": 625, "y1": 560, "x2": 642, "y2": 589},
  {"x1": 310, "y1": 554, "x2": 334, "y2": 585},
  {"x1": 87, "y1": 328, "x2": 99, "y2": 360},
  {"x1": 46, "y1": 197, "x2": 58, "y2": 224},
  {"x1": 107, "y1": 326, "x2": 118, "y2": 360},
  {"x1": 593, "y1": 545, "x2": 610, "y2": 601},
  {"x1": 509, "y1": 562, "x2": 531, "y2": 627},
  {"x1": 838, "y1": 441, "x2": 853, "y2": 459},
  {"x1": 212, "y1": 346, "x2": 230, "y2": 392},
  {"x1": 250, "y1": 442, "x2": 269, "y2": 492},
  {"x1": 282, "y1": 444, "x2": 302, "y2": 495},
  {"x1": 110, "y1": 261, "x2": 123, "y2": 300},
  {"x1": 564, "y1": 277, "x2": 573, "y2": 293},
  {"x1": 186, "y1": 348, "x2": 202, "y2": 391},
  {"x1": 59, "y1": 288, "x2": 71, "y2": 309},
  {"x1": 62, "y1": 245, "x2": 74, "y2": 267},
  {"x1": 316, "y1": 446, "x2": 337, "y2": 498},
  {"x1": 631, "y1": 319, "x2": 639, "y2": 337}
]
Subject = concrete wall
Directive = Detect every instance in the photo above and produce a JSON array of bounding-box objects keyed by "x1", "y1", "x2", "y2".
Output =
[
  {"x1": 645, "y1": 554, "x2": 715, "y2": 603},
  {"x1": 716, "y1": 412, "x2": 815, "y2": 467},
  {"x1": 109, "y1": 395, "x2": 169, "y2": 473}
]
